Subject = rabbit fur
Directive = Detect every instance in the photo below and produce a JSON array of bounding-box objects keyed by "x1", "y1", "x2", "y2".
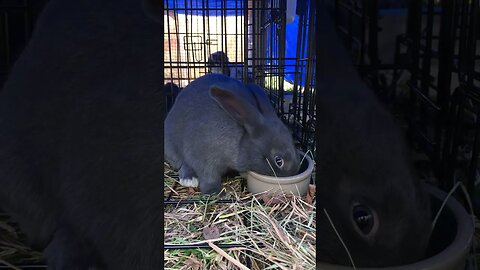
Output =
[
  {"x1": 164, "y1": 73, "x2": 300, "y2": 194},
  {"x1": 316, "y1": 0, "x2": 432, "y2": 267},
  {"x1": 0, "y1": 0, "x2": 163, "y2": 269}
]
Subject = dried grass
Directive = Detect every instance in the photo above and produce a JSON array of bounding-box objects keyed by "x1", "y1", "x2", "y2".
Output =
[
  {"x1": 0, "y1": 215, "x2": 43, "y2": 268},
  {"x1": 3, "y1": 162, "x2": 480, "y2": 269},
  {"x1": 1, "y1": 162, "x2": 316, "y2": 269},
  {"x1": 164, "y1": 162, "x2": 317, "y2": 270}
]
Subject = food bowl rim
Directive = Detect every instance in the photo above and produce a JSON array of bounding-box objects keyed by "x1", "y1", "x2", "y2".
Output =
[{"x1": 246, "y1": 151, "x2": 314, "y2": 184}]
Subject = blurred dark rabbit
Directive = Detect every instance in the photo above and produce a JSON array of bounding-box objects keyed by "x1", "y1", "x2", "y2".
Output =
[
  {"x1": 316, "y1": 0, "x2": 432, "y2": 267},
  {"x1": 207, "y1": 51, "x2": 231, "y2": 77},
  {"x1": 164, "y1": 82, "x2": 181, "y2": 114},
  {"x1": 207, "y1": 51, "x2": 254, "y2": 83},
  {"x1": 0, "y1": 0, "x2": 163, "y2": 269},
  {"x1": 164, "y1": 73, "x2": 300, "y2": 194}
]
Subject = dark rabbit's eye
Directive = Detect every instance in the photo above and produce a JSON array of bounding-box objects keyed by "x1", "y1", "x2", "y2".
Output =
[
  {"x1": 274, "y1": 155, "x2": 284, "y2": 168},
  {"x1": 352, "y1": 204, "x2": 374, "y2": 235}
]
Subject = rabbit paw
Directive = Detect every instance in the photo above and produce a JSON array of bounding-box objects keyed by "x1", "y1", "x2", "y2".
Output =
[
  {"x1": 179, "y1": 164, "x2": 199, "y2": 187},
  {"x1": 179, "y1": 177, "x2": 199, "y2": 187}
]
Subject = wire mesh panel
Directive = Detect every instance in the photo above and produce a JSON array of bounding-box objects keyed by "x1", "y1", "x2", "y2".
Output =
[
  {"x1": 163, "y1": 0, "x2": 316, "y2": 264},
  {"x1": 402, "y1": 0, "x2": 480, "y2": 188},
  {"x1": 441, "y1": 0, "x2": 480, "y2": 213},
  {"x1": 333, "y1": 0, "x2": 480, "y2": 205},
  {"x1": 164, "y1": 0, "x2": 248, "y2": 87},
  {"x1": 333, "y1": 0, "x2": 448, "y2": 155},
  {"x1": 332, "y1": 0, "x2": 366, "y2": 65},
  {"x1": 381, "y1": 0, "x2": 461, "y2": 183},
  {"x1": 163, "y1": 0, "x2": 316, "y2": 153},
  {"x1": 331, "y1": 0, "x2": 414, "y2": 107},
  {"x1": 283, "y1": 0, "x2": 316, "y2": 153}
]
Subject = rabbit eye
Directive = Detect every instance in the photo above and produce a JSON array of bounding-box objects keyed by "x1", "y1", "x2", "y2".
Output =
[
  {"x1": 274, "y1": 155, "x2": 284, "y2": 168},
  {"x1": 352, "y1": 205, "x2": 374, "y2": 235}
]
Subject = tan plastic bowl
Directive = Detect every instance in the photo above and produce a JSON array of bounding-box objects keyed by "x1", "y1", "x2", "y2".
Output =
[
  {"x1": 316, "y1": 184, "x2": 474, "y2": 270},
  {"x1": 246, "y1": 151, "x2": 314, "y2": 196}
]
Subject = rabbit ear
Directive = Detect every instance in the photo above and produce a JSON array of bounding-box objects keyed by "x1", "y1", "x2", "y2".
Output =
[
  {"x1": 209, "y1": 85, "x2": 264, "y2": 136},
  {"x1": 245, "y1": 84, "x2": 278, "y2": 118}
]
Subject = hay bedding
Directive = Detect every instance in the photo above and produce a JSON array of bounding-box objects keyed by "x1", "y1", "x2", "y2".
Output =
[
  {"x1": 0, "y1": 162, "x2": 316, "y2": 269},
  {"x1": 3, "y1": 164, "x2": 480, "y2": 269},
  {"x1": 0, "y1": 214, "x2": 43, "y2": 269},
  {"x1": 164, "y1": 162, "x2": 317, "y2": 270}
]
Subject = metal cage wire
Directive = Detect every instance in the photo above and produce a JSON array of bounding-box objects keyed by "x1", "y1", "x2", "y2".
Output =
[
  {"x1": 334, "y1": 0, "x2": 480, "y2": 213},
  {"x1": 162, "y1": 0, "x2": 317, "y2": 254},
  {"x1": 163, "y1": 0, "x2": 316, "y2": 154}
]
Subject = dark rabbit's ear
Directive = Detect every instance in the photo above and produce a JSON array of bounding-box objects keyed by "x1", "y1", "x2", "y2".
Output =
[
  {"x1": 245, "y1": 84, "x2": 277, "y2": 118},
  {"x1": 209, "y1": 85, "x2": 264, "y2": 136},
  {"x1": 143, "y1": 0, "x2": 161, "y2": 23}
]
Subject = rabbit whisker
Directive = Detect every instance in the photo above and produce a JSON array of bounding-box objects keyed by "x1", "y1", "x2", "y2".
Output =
[
  {"x1": 265, "y1": 157, "x2": 278, "y2": 179},
  {"x1": 431, "y1": 180, "x2": 474, "y2": 231},
  {"x1": 300, "y1": 149, "x2": 315, "y2": 167},
  {"x1": 294, "y1": 185, "x2": 301, "y2": 198},
  {"x1": 323, "y1": 208, "x2": 357, "y2": 270},
  {"x1": 432, "y1": 175, "x2": 477, "y2": 269},
  {"x1": 430, "y1": 178, "x2": 477, "y2": 270},
  {"x1": 265, "y1": 157, "x2": 285, "y2": 194}
]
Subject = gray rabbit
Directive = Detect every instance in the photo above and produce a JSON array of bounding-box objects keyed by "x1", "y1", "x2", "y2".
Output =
[
  {"x1": 165, "y1": 73, "x2": 300, "y2": 194},
  {"x1": 316, "y1": 0, "x2": 432, "y2": 267}
]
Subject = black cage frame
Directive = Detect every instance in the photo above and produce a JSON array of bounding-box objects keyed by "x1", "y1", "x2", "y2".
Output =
[
  {"x1": 163, "y1": 0, "x2": 317, "y2": 257},
  {"x1": 333, "y1": 0, "x2": 480, "y2": 215}
]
